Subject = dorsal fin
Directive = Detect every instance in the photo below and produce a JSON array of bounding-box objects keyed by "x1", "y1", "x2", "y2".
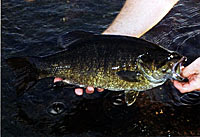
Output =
[{"x1": 57, "y1": 30, "x2": 95, "y2": 49}]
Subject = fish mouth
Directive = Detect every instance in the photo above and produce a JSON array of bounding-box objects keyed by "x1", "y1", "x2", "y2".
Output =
[{"x1": 171, "y1": 56, "x2": 187, "y2": 81}]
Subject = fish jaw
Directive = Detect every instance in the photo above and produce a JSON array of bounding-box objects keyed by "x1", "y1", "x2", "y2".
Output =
[{"x1": 171, "y1": 56, "x2": 187, "y2": 82}]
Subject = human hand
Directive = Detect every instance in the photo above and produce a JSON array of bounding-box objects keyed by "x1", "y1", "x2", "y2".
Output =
[
  {"x1": 173, "y1": 57, "x2": 200, "y2": 93},
  {"x1": 53, "y1": 78, "x2": 104, "y2": 95}
]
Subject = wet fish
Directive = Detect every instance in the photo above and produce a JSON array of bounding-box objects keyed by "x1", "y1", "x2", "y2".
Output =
[{"x1": 6, "y1": 31, "x2": 187, "y2": 105}]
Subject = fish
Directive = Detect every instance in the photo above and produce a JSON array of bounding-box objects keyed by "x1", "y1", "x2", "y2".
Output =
[{"x1": 6, "y1": 31, "x2": 187, "y2": 106}]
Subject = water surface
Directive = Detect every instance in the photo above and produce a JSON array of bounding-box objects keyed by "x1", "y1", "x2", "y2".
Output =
[{"x1": 2, "y1": 0, "x2": 200, "y2": 136}]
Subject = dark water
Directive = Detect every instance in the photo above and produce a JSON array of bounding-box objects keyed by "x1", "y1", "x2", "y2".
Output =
[{"x1": 2, "y1": 0, "x2": 200, "y2": 136}]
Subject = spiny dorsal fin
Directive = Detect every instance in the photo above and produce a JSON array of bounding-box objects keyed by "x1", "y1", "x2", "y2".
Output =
[
  {"x1": 125, "y1": 90, "x2": 139, "y2": 106},
  {"x1": 57, "y1": 30, "x2": 94, "y2": 48}
]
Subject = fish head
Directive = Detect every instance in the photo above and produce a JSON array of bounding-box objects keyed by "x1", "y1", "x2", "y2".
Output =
[
  {"x1": 137, "y1": 51, "x2": 187, "y2": 84},
  {"x1": 154, "y1": 52, "x2": 187, "y2": 82}
]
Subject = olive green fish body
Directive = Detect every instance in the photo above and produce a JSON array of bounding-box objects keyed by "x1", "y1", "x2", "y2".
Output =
[
  {"x1": 7, "y1": 31, "x2": 186, "y2": 102},
  {"x1": 37, "y1": 34, "x2": 182, "y2": 92}
]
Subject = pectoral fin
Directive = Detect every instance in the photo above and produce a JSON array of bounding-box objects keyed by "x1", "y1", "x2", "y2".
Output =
[
  {"x1": 125, "y1": 90, "x2": 139, "y2": 106},
  {"x1": 116, "y1": 70, "x2": 140, "y2": 82}
]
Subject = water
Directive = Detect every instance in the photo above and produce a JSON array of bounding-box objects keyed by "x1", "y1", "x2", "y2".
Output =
[{"x1": 2, "y1": 0, "x2": 200, "y2": 136}]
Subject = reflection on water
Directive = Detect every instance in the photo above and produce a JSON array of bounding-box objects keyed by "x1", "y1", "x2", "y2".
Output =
[{"x1": 2, "y1": 0, "x2": 200, "y2": 136}]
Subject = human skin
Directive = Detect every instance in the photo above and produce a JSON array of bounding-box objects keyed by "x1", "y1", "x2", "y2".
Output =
[
  {"x1": 72, "y1": 0, "x2": 180, "y2": 95},
  {"x1": 173, "y1": 57, "x2": 200, "y2": 93},
  {"x1": 102, "y1": 0, "x2": 179, "y2": 37}
]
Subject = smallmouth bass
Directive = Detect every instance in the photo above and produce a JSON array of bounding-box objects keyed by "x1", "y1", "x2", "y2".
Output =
[{"x1": 7, "y1": 31, "x2": 187, "y2": 105}]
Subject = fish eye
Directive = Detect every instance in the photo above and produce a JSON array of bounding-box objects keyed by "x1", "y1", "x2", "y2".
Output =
[{"x1": 162, "y1": 68, "x2": 167, "y2": 72}]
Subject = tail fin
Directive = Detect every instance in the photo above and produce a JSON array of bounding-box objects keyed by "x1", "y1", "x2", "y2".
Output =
[{"x1": 6, "y1": 57, "x2": 40, "y2": 96}]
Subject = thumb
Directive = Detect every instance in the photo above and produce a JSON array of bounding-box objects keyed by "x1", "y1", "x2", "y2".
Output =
[{"x1": 181, "y1": 57, "x2": 200, "y2": 77}]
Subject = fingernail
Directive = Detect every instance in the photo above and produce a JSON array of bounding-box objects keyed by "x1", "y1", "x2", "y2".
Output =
[
  {"x1": 75, "y1": 88, "x2": 83, "y2": 96},
  {"x1": 97, "y1": 88, "x2": 104, "y2": 92},
  {"x1": 54, "y1": 77, "x2": 63, "y2": 83},
  {"x1": 86, "y1": 86, "x2": 94, "y2": 94}
]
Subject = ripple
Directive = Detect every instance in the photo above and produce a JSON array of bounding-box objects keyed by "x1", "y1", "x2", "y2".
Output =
[{"x1": 47, "y1": 102, "x2": 66, "y2": 115}]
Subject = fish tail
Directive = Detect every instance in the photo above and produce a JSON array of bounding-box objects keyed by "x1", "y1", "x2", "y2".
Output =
[{"x1": 6, "y1": 57, "x2": 40, "y2": 96}]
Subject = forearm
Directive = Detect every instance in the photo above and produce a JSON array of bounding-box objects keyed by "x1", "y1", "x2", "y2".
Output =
[{"x1": 103, "y1": 0, "x2": 179, "y2": 37}]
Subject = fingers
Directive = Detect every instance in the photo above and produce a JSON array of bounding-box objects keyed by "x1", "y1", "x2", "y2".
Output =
[
  {"x1": 181, "y1": 57, "x2": 200, "y2": 77},
  {"x1": 174, "y1": 57, "x2": 200, "y2": 93},
  {"x1": 173, "y1": 79, "x2": 200, "y2": 93},
  {"x1": 74, "y1": 87, "x2": 104, "y2": 95},
  {"x1": 173, "y1": 80, "x2": 194, "y2": 93},
  {"x1": 54, "y1": 77, "x2": 104, "y2": 95},
  {"x1": 54, "y1": 77, "x2": 63, "y2": 83}
]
